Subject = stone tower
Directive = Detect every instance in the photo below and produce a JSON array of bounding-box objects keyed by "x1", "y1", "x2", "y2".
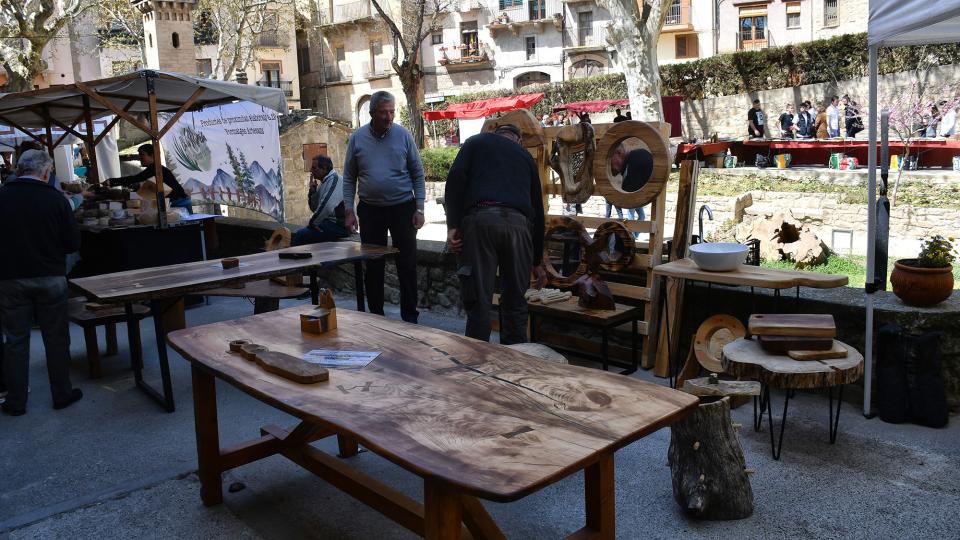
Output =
[{"x1": 134, "y1": 0, "x2": 197, "y2": 75}]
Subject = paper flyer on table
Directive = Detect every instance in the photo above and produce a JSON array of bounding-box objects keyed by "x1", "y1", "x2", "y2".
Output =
[{"x1": 303, "y1": 350, "x2": 380, "y2": 368}]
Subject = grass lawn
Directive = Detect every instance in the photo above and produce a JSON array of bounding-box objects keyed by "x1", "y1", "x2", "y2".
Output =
[{"x1": 761, "y1": 255, "x2": 960, "y2": 289}]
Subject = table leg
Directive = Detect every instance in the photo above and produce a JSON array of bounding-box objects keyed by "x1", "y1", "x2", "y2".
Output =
[
  {"x1": 624, "y1": 318, "x2": 638, "y2": 375},
  {"x1": 601, "y1": 327, "x2": 609, "y2": 371},
  {"x1": 105, "y1": 323, "x2": 118, "y2": 356},
  {"x1": 310, "y1": 270, "x2": 319, "y2": 305},
  {"x1": 253, "y1": 298, "x2": 280, "y2": 314},
  {"x1": 353, "y1": 261, "x2": 366, "y2": 312},
  {"x1": 337, "y1": 434, "x2": 359, "y2": 458},
  {"x1": 578, "y1": 452, "x2": 615, "y2": 540},
  {"x1": 191, "y1": 364, "x2": 223, "y2": 506},
  {"x1": 137, "y1": 299, "x2": 175, "y2": 413},
  {"x1": 828, "y1": 385, "x2": 845, "y2": 444},
  {"x1": 82, "y1": 325, "x2": 102, "y2": 379},
  {"x1": 765, "y1": 385, "x2": 790, "y2": 461},
  {"x1": 424, "y1": 478, "x2": 463, "y2": 540},
  {"x1": 646, "y1": 274, "x2": 666, "y2": 374},
  {"x1": 125, "y1": 302, "x2": 143, "y2": 372},
  {"x1": 529, "y1": 312, "x2": 536, "y2": 343}
]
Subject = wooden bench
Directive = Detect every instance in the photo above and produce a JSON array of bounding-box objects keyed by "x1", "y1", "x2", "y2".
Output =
[
  {"x1": 68, "y1": 300, "x2": 150, "y2": 378},
  {"x1": 200, "y1": 279, "x2": 309, "y2": 314}
]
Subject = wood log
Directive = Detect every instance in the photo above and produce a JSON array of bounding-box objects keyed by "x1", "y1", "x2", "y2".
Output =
[{"x1": 668, "y1": 398, "x2": 754, "y2": 520}]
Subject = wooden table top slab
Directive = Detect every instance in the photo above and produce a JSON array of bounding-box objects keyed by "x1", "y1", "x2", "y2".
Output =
[
  {"x1": 200, "y1": 279, "x2": 308, "y2": 299},
  {"x1": 722, "y1": 337, "x2": 864, "y2": 389},
  {"x1": 70, "y1": 242, "x2": 396, "y2": 303},
  {"x1": 167, "y1": 306, "x2": 698, "y2": 502},
  {"x1": 527, "y1": 297, "x2": 642, "y2": 326},
  {"x1": 653, "y1": 258, "x2": 848, "y2": 289}
]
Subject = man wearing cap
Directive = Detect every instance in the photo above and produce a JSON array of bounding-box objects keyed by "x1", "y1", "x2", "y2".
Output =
[{"x1": 444, "y1": 124, "x2": 547, "y2": 344}]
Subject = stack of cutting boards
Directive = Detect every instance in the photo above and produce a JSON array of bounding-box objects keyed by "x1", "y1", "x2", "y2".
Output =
[{"x1": 748, "y1": 314, "x2": 848, "y2": 361}]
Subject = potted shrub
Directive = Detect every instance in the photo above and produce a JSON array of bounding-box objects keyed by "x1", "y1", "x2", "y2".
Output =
[{"x1": 890, "y1": 235, "x2": 956, "y2": 307}]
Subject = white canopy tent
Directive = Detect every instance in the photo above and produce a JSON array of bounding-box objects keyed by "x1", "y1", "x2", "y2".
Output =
[{"x1": 863, "y1": 1, "x2": 960, "y2": 416}]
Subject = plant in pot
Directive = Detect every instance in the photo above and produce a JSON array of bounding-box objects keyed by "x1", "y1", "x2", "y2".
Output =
[{"x1": 890, "y1": 235, "x2": 956, "y2": 307}]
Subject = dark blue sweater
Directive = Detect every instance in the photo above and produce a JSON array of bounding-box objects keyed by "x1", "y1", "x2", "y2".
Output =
[{"x1": 0, "y1": 179, "x2": 80, "y2": 279}]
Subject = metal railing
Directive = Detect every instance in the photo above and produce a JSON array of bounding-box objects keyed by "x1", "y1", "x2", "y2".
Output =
[
  {"x1": 318, "y1": 1, "x2": 372, "y2": 25},
  {"x1": 323, "y1": 65, "x2": 353, "y2": 82},
  {"x1": 492, "y1": 0, "x2": 561, "y2": 24},
  {"x1": 439, "y1": 44, "x2": 490, "y2": 64},
  {"x1": 824, "y1": 0, "x2": 839, "y2": 26},
  {"x1": 565, "y1": 23, "x2": 609, "y2": 48},
  {"x1": 256, "y1": 79, "x2": 294, "y2": 96},
  {"x1": 665, "y1": 0, "x2": 682, "y2": 25}
]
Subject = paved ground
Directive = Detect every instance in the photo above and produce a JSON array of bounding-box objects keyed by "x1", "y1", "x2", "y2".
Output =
[{"x1": 2, "y1": 295, "x2": 959, "y2": 539}]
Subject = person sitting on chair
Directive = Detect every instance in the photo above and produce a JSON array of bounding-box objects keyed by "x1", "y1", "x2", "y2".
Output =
[
  {"x1": 292, "y1": 155, "x2": 348, "y2": 246},
  {"x1": 106, "y1": 144, "x2": 192, "y2": 211}
]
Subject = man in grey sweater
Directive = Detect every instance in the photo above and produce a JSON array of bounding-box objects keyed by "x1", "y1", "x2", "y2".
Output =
[{"x1": 343, "y1": 91, "x2": 426, "y2": 323}]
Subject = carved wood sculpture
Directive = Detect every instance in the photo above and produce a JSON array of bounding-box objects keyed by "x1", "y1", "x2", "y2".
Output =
[
  {"x1": 264, "y1": 228, "x2": 301, "y2": 287},
  {"x1": 593, "y1": 221, "x2": 635, "y2": 272},
  {"x1": 668, "y1": 397, "x2": 754, "y2": 520},
  {"x1": 574, "y1": 231, "x2": 617, "y2": 310},
  {"x1": 549, "y1": 121, "x2": 596, "y2": 204},
  {"x1": 228, "y1": 341, "x2": 329, "y2": 384},
  {"x1": 301, "y1": 289, "x2": 338, "y2": 334}
]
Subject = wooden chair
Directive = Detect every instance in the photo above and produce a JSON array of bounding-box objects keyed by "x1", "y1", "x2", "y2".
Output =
[{"x1": 68, "y1": 300, "x2": 150, "y2": 378}]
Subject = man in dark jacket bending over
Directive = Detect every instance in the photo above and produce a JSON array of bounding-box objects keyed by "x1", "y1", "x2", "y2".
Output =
[{"x1": 444, "y1": 124, "x2": 547, "y2": 344}]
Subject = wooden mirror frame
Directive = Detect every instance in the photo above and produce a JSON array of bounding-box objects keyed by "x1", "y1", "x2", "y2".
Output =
[
  {"x1": 592, "y1": 120, "x2": 670, "y2": 209},
  {"x1": 542, "y1": 216, "x2": 590, "y2": 288}
]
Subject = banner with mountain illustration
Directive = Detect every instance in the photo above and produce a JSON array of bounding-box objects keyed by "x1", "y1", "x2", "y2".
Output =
[{"x1": 160, "y1": 102, "x2": 283, "y2": 221}]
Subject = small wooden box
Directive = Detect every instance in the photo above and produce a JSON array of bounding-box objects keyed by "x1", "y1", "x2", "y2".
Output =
[
  {"x1": 301, "y1": 308, "x2": 336, "y2": 334},
  {"x1": 221, "y1": 257, "x2": 240, "y2": 269}
]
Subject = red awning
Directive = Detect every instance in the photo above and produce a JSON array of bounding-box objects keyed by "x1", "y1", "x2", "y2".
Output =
[
  {"x1": 422, "y1": 93, "x2": 545, "y2": 121},
  {"x1": 553, "y1": 99, "x2": 630, "y2": 113}
]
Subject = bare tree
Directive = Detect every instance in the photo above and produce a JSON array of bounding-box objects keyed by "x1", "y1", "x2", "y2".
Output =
[
  {"x1": 97, "y1": 0, "x2": 147, "y2": 68},
  {"x1": 597, "y1": 0, "x2": 672, "y2": 121},
  {"x1": 370, "y1": 0, "x2": 447, "y2": 148},
  {"x1": 199, "y1": 0, "x2": 295, "y2": 81},
  {"x1": 0, "y1": 0, "x2": 94, "y2": 92}
]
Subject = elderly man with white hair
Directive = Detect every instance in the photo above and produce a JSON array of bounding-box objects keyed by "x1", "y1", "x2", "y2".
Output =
[{"x1": 0, "y1": 149, "x2": 82, "y2": 416}]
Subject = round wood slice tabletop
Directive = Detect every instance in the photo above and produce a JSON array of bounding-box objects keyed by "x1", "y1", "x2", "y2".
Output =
[{"x1": 721, "y1": 338, "x2": 864, "y2": 389}]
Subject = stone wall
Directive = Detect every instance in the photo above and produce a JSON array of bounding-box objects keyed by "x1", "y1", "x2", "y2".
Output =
[{"x1": 680, "y1": 63, "x2": 960, "y2": 139}]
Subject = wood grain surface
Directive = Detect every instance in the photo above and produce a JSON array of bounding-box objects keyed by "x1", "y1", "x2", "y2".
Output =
[
  {"x1": 527, "y1": 296, "x2": 643, "y2": 327},
  {"x1": 722, "y1": 338, "x2": 863, "y2": 389},
  {"x1": 653, "y1": 258, "x2": 849, "y2": 289},
  {"x1": 748, "y1": 314, "x2": 836, "y2": 338},
  {"x1": 591, "y1": 121, "x2": 670, "y2": 210},
  {"x1": 694, "y1": 314, "x2": 746, "y2": 373},
  {"x1": 200, "y1": 279, "x2": 308, "y2": 299},
  {"x1": 786, "y1": 341, "x2": 850, "y2": 361},
  {"x1": 70, "y1": 242, "x2": 396, "y2": 303},
  {"x1": 167, "y1": 306, "x2": 697, "y2": 502}
]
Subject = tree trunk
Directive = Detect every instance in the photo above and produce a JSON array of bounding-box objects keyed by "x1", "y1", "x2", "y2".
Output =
[
  {"x1": 400, "y1": 70, "x2": 424, "y2": 149},
  {"x1": 667, "y1": 397, "x2": 754, "y2": 520},
  {"x1": 601, "y1": 0, "x2": 669, "y2": 121}
]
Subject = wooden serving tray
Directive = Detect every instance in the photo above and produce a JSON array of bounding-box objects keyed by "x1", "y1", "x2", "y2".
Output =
[
  {"x1": 748, "y1": 314, "x2": 836, "y2": 338},
  {"x1": 787, "y1": 341, "x2": 849, "y2": 361}
]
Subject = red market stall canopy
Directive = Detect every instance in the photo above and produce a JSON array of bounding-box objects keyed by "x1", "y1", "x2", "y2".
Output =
[
  {"x1": 553, "y1": 99, "x2": 629, "y2": 113},
  {"x1": 422, "y1": 93, "x2": 544, "y2": 121}
]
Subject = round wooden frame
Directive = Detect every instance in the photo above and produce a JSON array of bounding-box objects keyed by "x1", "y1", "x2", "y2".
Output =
[
  {"x1": 542, "y1": 216, "x2": 590, "y2": 288},
  {"x1": 591, "y1": 120, "x2": 670, "y2": 209},
  {"x1": 694, "y1": 314, "x2": 747, "y2": 373},
  {"x1": 592, "y1": 221, "x2": 635, "y2": 272},
  {"x1": 265, "y1": 227, "x2": 292, "y2": 251}
]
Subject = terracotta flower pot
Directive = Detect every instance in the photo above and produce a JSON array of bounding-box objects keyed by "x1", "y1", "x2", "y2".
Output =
[{"x1": 890, "y1": 259, "x2": 954, "y2": 307}]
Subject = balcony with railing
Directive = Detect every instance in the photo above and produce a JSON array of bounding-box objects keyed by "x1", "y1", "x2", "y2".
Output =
[
  {"x1": 663, "y1": 0, "x2": 692, "y2": 32},
  {"x1": 323, "y1": 64, "x2": 353, "y2": 83},
  {"x1": 564, "y1": 23, "x2": 609, "y2": 50},
  {"x1": 487, "y1": 0, "x2": 563, "y2": 35},
  {"x1": 256, "y1": 79, "x2": 294, "y2": 96},
  {"x1": 362, "y1": 58, "x2": 392, "y2": 80},
  {"x1": 317, "y1": 1, "x2": 374, "y2": 26},
  {"x1": 437, "y1": 43, "x2": 491, "y2": 69}
]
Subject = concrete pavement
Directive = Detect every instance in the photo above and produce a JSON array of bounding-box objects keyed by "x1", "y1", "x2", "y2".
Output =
[{"x1": 2, "y1": 295, "x2": 958, "y2": 539}]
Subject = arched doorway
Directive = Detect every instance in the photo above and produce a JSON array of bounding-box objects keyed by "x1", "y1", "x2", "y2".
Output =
[
  {"x1": 514, "y1": 71, "x2": 550, "y2": 89},
  {"x1": 356, "y1": 95, "x2": 371, "y2": 128},
  {"x1": 570, "y1": 59, "x2": 604, "y2": 79}
]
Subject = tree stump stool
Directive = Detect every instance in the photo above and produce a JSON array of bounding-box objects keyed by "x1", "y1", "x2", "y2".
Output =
[
  {"x1": 68, "y1": 301, "x2": 150, "y2": 378},
  {"x1": 668, "y1": 397, "x2": 754, "y2": 520}
]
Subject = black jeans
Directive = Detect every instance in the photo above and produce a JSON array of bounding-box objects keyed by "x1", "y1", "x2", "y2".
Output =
[
  {"x1": 459, "y1": 207, "x2": 534, "y2": 344},
  {"x1": 0, "y1": 276, "x2": 74, "y2": 410},
  {"x1": 357, "y1": 199, "x2": 419, "y2": 323}
]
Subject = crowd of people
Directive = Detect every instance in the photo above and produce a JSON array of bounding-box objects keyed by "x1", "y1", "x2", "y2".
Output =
[{"x1": 750, "y1": 94, "x2": 958, "y2": 139}]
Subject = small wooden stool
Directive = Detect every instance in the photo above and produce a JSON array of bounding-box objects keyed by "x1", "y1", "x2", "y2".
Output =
[{"x1": 68, "y1": 301, "x2": 150, "y2": 378}]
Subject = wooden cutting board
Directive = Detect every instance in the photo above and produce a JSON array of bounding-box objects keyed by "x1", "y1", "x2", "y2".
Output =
[
  {"x1": 787, "y1": 341, "x2": 849, "y2": 361},
  {"x1": 254, "y1": 351, "x2": 330, "y2": 384},
  {"x1": 748, "y1": 314, "x2": 836, "y2": 338},
  {"x1": 757, "y1": 335, "x2": 833, "y2": 353}
]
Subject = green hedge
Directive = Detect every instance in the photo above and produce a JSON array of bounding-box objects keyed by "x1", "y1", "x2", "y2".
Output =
[
  {"x1": 420, "y1": 147, "x2": 459, "y2": 182},
  {"x1": 661, "y1": 33, "x2": 960, "y2": 100}
]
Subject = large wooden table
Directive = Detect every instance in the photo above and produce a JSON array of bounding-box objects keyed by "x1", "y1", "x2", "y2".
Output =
[
  {"x1": 69, "y1": 241, "x2": 396, "y2": 411},
  {"x1": 167, "y1": 306, "x2": 698, "y2": 539},
  {"x1": 648, "y1": 259, "x2": 848, "y2": 386}
]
